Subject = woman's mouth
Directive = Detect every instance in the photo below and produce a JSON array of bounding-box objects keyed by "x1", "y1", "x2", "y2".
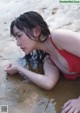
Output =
[{"x1": 21, "y1": 48, "x2": 25, "y2": 51}]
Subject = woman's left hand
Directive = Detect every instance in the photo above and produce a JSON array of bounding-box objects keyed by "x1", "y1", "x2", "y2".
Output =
[
  {"x1": 4, "y1": 63, "x2": 20, "y2": 75},
  {"x1": 61, "y1": 97, "x2": 80, "y2": 113}
]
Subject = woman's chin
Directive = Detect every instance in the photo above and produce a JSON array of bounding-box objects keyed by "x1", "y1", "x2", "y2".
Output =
[
  {"x1": 24, "y1": 52, "x2": 29, "y2": 55},
  {"x1": 24, "y1": 51, "x2": 31, "y2": 55},
  {"x1": 24, "y1": 49, "x2": 33, "y2": 55}
]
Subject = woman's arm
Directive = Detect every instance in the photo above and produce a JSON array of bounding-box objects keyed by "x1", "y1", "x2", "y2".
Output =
[
  {"x1": 17, "y1": 58, "x2": 59, "y2": 90},
  {"x1": 5, "y1": 58, "x2": 59, "y2": 90},
  {"x1": 53, "y1": 29, "x2": 80, "y2": 57}
]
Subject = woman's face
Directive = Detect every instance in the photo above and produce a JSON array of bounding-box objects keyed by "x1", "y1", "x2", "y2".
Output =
[{"x1": 13, "y1": 26, "x2": 37, "y2": 55}]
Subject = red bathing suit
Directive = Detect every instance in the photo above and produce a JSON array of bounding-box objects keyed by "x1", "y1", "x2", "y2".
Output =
[{"x1": 50, "y1": 36, "x2": 80, "y2": 80}]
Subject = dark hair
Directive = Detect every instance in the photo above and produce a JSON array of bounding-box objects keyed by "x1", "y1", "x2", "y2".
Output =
[
  {"x1": 10, "y1": 11, "x2": 50, "y2": 42},
  {"x1": 10, "y1": 11, "x2": 49, "y2": 69},
  {"x1": 25, "y1": 49, "x2": 49, "y2": 69}
]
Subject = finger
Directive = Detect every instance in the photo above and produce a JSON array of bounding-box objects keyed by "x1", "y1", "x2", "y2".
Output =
[
  {"x1": 74, "y1": 109, "x2": 80, "y2": 113},
  {"x1": 6, "y1": 70, "x2": 13, "y2": 75},
  {"x1": 4, "y1": 64, "x2": 12, "y2": 71},
  {"x1": 6, "y1": 64, "x2": 12, "y2": 69},
  {"x1": 61, "y1": 105, "x2": 71, "y2": 113},
  {"x1": 62, "y1": 100, "x2": 71, "y2": 109},
  {"x1": 68, "y1": 107, "x2": 75, "y2": 113},
  {"x1": 4, "y1": 67, "x2": 11, "y2": 73}
]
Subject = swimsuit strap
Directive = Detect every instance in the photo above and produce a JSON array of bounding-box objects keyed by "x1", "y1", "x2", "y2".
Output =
[{"x1": 50, "y1": 36, "x2": 58, "y2": 49}]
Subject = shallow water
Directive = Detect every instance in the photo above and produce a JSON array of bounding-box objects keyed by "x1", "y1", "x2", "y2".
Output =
[
  {"x1": 0, "y1": 0, "x2": 80, "y2": 113},
  {"x1": 0, "y1": 58, "x2": 80, "y2": 113}
]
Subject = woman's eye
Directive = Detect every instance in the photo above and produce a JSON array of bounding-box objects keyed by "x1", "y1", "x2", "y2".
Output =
[
  {"x1": 17, "y1": 35, "x2": 21, "y2": 37},
  {"x1": 15, "y1": 35, "x2": 21, "y2": 40}
]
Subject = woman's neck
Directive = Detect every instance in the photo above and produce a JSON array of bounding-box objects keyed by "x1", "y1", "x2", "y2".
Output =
[{"x1": 35, "y1": 35, "x2": 55, "y2": 54}]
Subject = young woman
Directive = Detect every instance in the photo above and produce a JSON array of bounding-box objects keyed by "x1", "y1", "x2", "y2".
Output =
[{"x1": 5, "y1": 11, "x2": 80, "y2": 113}]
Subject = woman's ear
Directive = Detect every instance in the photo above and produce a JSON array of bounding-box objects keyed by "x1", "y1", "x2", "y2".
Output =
[{"x1": 33, "y1": 26, "x2": 41, "y2": 38}]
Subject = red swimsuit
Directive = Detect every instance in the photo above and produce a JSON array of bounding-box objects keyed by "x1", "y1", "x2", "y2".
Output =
[{"x1": 50, "y1": 36, "x2": 80, "y2": 80}]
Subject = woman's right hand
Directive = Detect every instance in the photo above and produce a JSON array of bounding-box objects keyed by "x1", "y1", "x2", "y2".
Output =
[{"x1": 4, "y1": 63, "x2": 19, "y2": 75}]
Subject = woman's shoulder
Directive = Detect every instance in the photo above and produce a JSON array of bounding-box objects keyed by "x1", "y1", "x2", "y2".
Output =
[
  {"x1": 52, "y1": 29, "x2": 74, "y2": 37},
  {"x1": 51, "y1": 29, "x2": 80, "y2": 57},
  {"x1": 51, "y1": 29, "x2": 76, "y2": 50},
  {"x1": 50, "y1": 29, "x2": 67, "y2": 49},
  {"x1": 51, "y1": 29, "x2": 79, "y2": 42}
]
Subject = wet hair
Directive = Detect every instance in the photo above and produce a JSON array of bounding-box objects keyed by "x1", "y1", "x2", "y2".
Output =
[
  {"x1": 10, "y1": 11, "x2": 50, "y2": 42},
  {"x1": 25, "y1": 49, "x2": 49, "y2": 69},
  {"x1": 10, "y1": 11, "x2": 49, "y2": 68}
]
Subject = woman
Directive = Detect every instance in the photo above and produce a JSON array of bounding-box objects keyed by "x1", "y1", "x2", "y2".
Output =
[{"x1": 5, "y1": 11, "x2": 80, "y2": 113}]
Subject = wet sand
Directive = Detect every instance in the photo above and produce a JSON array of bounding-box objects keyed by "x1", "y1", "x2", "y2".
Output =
[
  {"x1": 0, "y1": 0, "x2": 80, "y2": 113},
  {"x1": 0, "y1": 66, "x2": 80, "y2": 113}
]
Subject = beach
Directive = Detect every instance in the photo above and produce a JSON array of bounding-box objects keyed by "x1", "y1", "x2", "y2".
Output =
[{"x1": 0, "y1": 0, "x2": 80, "y2": 113}]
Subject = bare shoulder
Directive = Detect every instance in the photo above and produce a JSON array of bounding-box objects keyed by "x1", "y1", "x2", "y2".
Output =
[
  {"x1": 43, "y1": 56, "x2": 59, "y2": 85},
  {"x1": 51, "y1": 29, "x2": 80, "y2": 57},
  {"x1": 51, "y1": 29, "x2": 80, "y2": 47},
  {"x1": 43, "y1": 56, "x2": 59, "y2": 72},
  {"x1": 52, "y1": 29, "x2": 80, "y2": 41},
  {"x1": 43, "y1": 56, "x2": 54, "y2": 67}
]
